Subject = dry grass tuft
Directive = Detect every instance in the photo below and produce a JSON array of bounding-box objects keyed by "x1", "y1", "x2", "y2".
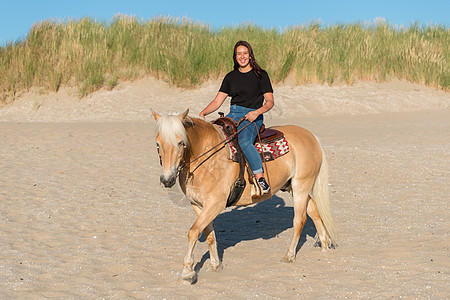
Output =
[{"x1": 1, "y1": 16, "x2": 448, "y2": 103}]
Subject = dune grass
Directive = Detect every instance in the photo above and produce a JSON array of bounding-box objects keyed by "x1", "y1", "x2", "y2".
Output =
[{"x1": 0, "y1": 15, "x2": 448, "y2": 102}]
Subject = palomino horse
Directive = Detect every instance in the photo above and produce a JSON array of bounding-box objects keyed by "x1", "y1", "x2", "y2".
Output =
[{"x1": 151, "y1": 109, "x2": 338, "y2": 283}]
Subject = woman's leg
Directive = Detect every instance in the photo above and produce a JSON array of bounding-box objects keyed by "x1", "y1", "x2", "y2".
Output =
[
  {"x1": 237, "y1": 118, "x2": 263, "y2": 175},
  {"x1": 227, "y1": 106, "x2": 269, "y2": 192},
  {"x1": 237, "y1": 117, "x2": 270, "y2": 192}
]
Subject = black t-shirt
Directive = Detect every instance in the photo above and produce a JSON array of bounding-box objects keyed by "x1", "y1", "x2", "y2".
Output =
[{"x1": 219, "y1": 69, "x2": 273, "y2": 109}]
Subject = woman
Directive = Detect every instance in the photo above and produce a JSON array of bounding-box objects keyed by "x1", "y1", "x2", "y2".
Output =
[{"x1": 199, "y1": 40, "x2": 274, "y2": 193}]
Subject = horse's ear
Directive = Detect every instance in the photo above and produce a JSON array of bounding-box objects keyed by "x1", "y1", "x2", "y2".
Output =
[
  {"x1": 178, "y1": 109, "x2": 189, "y2": 121},
  {"x1": 151, "y1": 108, "x2": 161, "y2": 120}
]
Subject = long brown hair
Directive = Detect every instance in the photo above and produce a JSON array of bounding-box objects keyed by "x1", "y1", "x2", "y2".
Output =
[{"x1": 233, "y1": 40, "x2": 264, "y2": 77}]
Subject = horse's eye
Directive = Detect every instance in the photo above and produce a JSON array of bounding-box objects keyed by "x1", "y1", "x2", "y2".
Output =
[
  {"x1": 156, "y1": 143, "x2": 160, "y2": 151},
  {"x1": 178, "y1": 141, "x2": 185, "y2": 148}
]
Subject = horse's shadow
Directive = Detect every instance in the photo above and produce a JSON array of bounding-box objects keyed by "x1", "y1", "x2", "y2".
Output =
[{"x1": 195, "y1": 194, "x2": 317, "y2": 272}]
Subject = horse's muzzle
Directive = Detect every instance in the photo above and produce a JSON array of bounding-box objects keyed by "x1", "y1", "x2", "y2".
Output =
[{"x1": 160, "y1": 173, "x2": 176, "y2": 188}]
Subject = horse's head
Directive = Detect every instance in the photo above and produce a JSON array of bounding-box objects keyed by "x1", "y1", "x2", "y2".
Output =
[{"x1": 151, "y1": 109, "x2": 190, "y2": 188}]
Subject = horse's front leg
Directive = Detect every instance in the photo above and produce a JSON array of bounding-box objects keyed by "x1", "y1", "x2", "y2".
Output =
[
  {"x1": 191, "y1": 206, "x2": 222, "y2": 271},
  {"x1": 181, "y1": 238, "x2": 197, "y2": 283},
  {"x1": 181, "y1": 203, "x2": 224, "y2": 283},
  {"x1": 205, "y1": 222, "x2": 222, "y2": 271}
]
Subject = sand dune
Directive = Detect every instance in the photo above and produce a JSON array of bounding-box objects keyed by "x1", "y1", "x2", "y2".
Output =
[
  {"x1": 0, "y1": 77, "x2": 448, "y2": 122},
  {"x1": 0, "y1": 78, "x2": 449, "y2": 298}
]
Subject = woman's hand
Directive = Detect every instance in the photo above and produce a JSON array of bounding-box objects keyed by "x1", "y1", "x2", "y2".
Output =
[
  {"x1": 199, "y1": 92, "x2": 228, "y2": 120},
  {"x1": 245, "y1": 110, "x2": 260, "y2": 122},
  {"x1": 244, "y1": 92, "x2": 274, "y2": 122}
]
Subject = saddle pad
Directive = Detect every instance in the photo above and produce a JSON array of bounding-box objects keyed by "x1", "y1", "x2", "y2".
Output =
[
  {"x1": 213, "y1": 124, "x2": 234, "y2": 160},
  {"x1": 255, "y1": 138, "x2": 290, "y2": 162},
  {"x1": 214, "y1": 125, "x2": 289, "y2": 162}
]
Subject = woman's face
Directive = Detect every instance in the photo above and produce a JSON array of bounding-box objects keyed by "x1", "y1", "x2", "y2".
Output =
[{"x1": 235, "y1": 45, "x2": 251, "y2": 69}]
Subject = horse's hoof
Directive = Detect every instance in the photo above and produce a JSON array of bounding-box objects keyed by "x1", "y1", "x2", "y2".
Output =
[
  {"x1": 281, "y1": 254, "x2": 295, "y2": 263},
  {"x1": 209, "y1": 263, "x2": 223, "y2": 272},
  {"x1": 321, "y1": 246, "x2": 331, "y2": 253},
  {"x1": 181, "y1": 269, "x2": 197, "y2": 284}
]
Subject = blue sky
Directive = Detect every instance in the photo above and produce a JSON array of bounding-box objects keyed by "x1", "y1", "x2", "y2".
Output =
[{"x1": 1, "y1": 0, "x2": 449, "y2": 46}]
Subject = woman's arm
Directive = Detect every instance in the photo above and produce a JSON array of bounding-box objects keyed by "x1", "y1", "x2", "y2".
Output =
[
  {"x1": 245, "y1": 92, "x2": 274, "y2": 122},
  {"x1": 199, "y1": 92, "x2": 228, "y2": 119}
]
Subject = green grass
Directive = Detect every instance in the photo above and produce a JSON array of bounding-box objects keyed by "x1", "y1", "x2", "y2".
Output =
[{"x1": 0, "y1": 15, "x2": 448, "y2": 103}]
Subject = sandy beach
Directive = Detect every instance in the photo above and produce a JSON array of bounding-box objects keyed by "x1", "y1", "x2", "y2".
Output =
[{"x1": 1, "y1": 78, "x2": 449, "y2": 298}]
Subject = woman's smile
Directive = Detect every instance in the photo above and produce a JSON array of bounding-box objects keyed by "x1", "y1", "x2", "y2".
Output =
[{"x1": 236, "y1": 45, "x2": 251, "y2": 70}]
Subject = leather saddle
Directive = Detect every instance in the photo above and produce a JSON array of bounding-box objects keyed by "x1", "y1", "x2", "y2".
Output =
[
  {"x1": 257, "y1": 124, "x2": 284, "y2": 144},
  {"x1": 213, "y1": 116, "x2": 285, "y2": 149}
]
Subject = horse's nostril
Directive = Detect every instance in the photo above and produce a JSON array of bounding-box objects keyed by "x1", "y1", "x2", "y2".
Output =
[{"x1": 160, "y1": 174, "x2": 176, "y2": 188}]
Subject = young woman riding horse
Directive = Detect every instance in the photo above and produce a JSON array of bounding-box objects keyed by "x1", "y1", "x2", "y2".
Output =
[
  {"x1": 200, "y1": 40, "x2": 273, "y2": 193},
  {"x1": 151, "y1": 108, "x2": 338, "y2": 284}
]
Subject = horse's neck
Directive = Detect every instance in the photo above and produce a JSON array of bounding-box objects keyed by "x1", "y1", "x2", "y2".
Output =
[{"x1": 185, "y1": 118, "x2": 221, "y2": 157}]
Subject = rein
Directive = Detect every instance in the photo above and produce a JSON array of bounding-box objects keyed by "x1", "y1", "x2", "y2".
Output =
[
  {"x1": 169, "y1": 116, "x2": 272, "y2": 200},
  {"x1": 180, "y1": 119, "x2": 252, "y2": 175}
]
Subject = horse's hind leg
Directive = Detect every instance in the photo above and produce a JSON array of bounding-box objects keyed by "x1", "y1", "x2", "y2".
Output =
[
  {"x1": 307, "y1": 197, "x2": 331, "y2": 251},
  {"x1": 282, "y1": 179, "x2": 311, "y2": 263}
]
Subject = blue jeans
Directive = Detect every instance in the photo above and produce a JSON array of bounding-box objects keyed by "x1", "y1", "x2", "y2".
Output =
[{"x1": 226, "y1": 105, "x2": 264, "y2": 174}]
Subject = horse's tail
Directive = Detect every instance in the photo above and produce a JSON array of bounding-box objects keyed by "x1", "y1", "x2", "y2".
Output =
[{"x1": 311, "y1": 143, "x2": 339, "y2": 247}]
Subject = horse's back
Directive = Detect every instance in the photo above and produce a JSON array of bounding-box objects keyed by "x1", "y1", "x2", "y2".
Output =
[
  {"x1": 273, "y1": 125, "x2": 322, "y2": 154},
  {"x1": 270, "y1": 124, "x2": 323, "y2": 178}
]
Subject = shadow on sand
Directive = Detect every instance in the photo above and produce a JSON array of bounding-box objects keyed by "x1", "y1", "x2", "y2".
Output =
[{"x1": 195, "y1": 195, "x2": 317, "y2": 272}]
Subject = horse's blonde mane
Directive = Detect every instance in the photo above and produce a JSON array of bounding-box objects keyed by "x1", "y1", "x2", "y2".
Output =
[{"x1": 155, "y1": 113, "x2": 190, "y2": 149}]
